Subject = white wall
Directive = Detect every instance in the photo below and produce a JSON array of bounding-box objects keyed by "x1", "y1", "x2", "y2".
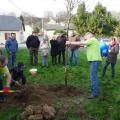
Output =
[
  {"x1": 44, "y1": 30, "x2": 75, "y2": 39},
  {"x1": 23, "y1": 25, "x2": 33, "y2": 42},
  {"x1": 44, "y1": 30, "x2": 54, "y2": 38},
  {"x1": 0, "y1": 31, "x2": 24, "y2": 44},
  {"x1": 0, "y1": 31, "x2": 5, "y2": 44}
]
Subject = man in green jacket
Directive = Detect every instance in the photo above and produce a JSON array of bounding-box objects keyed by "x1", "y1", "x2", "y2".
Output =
[
  {"x1": 84, "y1": 32, "x2": 102, "y2": 98},
  {"x1": 66, "y1": 32, "x2": 102, "y2": 98}
]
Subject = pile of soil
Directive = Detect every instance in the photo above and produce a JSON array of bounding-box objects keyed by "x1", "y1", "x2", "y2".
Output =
[
  {"x1": 21, "y1": 104, "x2": 56, "y2": 120},
  {"x1": 3, "y1": 84, "x2": 88, "y2": 120},
  {"x1": 12, "y1": 84, "x2": 81, "y2": 106}
]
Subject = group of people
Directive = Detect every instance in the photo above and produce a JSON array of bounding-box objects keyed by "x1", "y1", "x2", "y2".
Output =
[
  {"x1": 26, "y1": 32, "x2": 68, "y2": 67},
  {"x1": 20, "y1": 31, "x2": 120, "y2": 99},
  {"x1": 0, "y1": 33, "x2": 18, "y2": 102},
  {"x1": 0, "y1": 33, "x2": 24, "y2": 102},
  {"x1": 66, "y1": 32, "x2": 119, "y2": 98},
  {"x1": 0, "y1": 31, "x2": 119, "y2": 103},
  {"x1": 26, "y1": 31, "x2": 80, "y2": 67}
]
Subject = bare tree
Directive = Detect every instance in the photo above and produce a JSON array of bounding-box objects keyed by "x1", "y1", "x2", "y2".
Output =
[
  {"x1": 65, "y1": 0, "x2": 82, "y2": 36},
  {"x1": 64, "y1": 0, "x2": 82, "y2": 88},
  {"x1": 53, "y1": 0, "x2": 82, "y2": 88},
  {"x1": 56, "y1": 11, "x2": 67, "y2": 23}
]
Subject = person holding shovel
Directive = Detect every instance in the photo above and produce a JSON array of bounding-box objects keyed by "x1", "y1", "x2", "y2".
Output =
[{"x1": 0, "y1": 55, "x2": 11, "y2": 102}]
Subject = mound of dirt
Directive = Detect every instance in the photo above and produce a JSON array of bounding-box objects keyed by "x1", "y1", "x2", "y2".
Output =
[
  {"x1": 6, "y1": 84, "x2": 86, "y2": 120},
  {"x1": 21, "y1": 104, "x2": 56, "y2": 120},
  {"x1": 12, "y1": 84, "x2": 81, "y2": 106},
  {"x1": 48, "y1": 85, "x2": 81, "y2": 97}
]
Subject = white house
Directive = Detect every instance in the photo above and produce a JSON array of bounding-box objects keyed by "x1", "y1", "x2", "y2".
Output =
[
  {"x1": 0, "y1": 15, "x2": 24, "y2": 44},
  {"x1": 44, "y1": 19, "x2": 75, "y2": 37}
]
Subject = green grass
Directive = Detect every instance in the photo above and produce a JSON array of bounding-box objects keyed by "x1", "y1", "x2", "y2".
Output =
[
  {"x1": 0, "y1": 48, "x2": 120, "y2": 120},
  {"x1": 0, "y1": 107, "x2": 20, "y2": 120}
]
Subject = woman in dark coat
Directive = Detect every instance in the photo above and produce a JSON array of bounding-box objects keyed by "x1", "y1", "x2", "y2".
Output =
[
  {"x1": 102, "y1": 37, "x2": 119, "y2": 78},
  {"x1": 57, "y1": 34, "x2": 67, "y2": 65},
  {"x1": 50, "y1": 36, "x2": 59, "y2": 65}
]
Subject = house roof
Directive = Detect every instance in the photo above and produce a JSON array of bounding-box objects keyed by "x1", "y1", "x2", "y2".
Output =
[
  {"x1": 0, "y1": 15, "x2": 22, "y2": 31},
  {"x1": 44, "y1": 23, "x2": 75, "y2": 30}
]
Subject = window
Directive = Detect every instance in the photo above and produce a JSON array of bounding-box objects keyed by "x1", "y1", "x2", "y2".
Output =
[{"x1": 4, "y1": 33, "x2": 16, "y2": 40}]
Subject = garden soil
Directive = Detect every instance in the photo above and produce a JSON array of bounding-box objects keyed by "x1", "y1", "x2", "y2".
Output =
[{"x1": 0, "y1": 84, "x2": 88, "y2": 120}]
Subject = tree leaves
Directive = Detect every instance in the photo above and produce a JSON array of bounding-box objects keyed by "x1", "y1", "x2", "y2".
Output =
[{"x1": 72, "y1": 2, "x2": 118, "y2": 36}]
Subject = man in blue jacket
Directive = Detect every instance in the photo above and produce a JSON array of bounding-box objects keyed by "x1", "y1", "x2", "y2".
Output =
[{"x1": 5, "y1": 33, "x2": 18, "y2": 69}]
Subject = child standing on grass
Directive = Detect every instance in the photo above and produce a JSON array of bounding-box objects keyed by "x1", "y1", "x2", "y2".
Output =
[
  {"x1": 40, "y1": 38, "x2": 49, "y2": 67},
  {"x1": 102, "y1": 37, "x2": 119, "y2": 78}
]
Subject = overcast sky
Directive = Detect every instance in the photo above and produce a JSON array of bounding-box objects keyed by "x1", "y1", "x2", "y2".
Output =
[{"x1": 0, "y1": 0, "x2": 120, "y2": 17}]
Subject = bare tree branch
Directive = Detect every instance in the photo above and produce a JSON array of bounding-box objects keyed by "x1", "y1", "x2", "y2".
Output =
[{"x1": 65, "y1": 0, "x2": 82, "y2": 36}]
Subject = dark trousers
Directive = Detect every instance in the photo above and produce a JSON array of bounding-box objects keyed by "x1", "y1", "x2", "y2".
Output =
[
  {"x1": 8, "y1": 53, "x2": 16, "y2": 69},
  {"x1": 52, "y1": 55, "x2": 57, "y2": 65},
  {"x1": 102, "y1": 62, "x2": 115, "y2": 78},
  {"x1": 58, "y1": 50, "x2": 65, "y2": 65},
  {"x1": 29, "y1": 48, "x2": 38, "y2": 65},
  {"x1": 0, "y1": 78, "x2": 4, "y2": 100}
]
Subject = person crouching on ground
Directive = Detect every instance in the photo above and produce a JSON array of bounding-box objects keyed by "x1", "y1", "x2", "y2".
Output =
[
  {"x1": 40, "y1": 38, "x2": 49, "y2": 67},
  {"x1": 102, "y1": 37, "x2": 119, "y2": 79},
  {"x1": 0, "y1": 55, "x2": 11, "y2": 102},
  {"x1": 10, "y1": 62, "x2": 26, "y2": 87}
]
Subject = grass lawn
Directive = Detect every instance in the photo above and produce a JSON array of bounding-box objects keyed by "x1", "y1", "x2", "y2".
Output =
[{"x1": 0, "y1": 48, "x2": 120, "y2": 120}]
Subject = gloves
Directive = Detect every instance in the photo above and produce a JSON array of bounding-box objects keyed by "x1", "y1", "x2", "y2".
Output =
[{"x1": 3, "y1": 87, "x2": 10, "y2": 93}]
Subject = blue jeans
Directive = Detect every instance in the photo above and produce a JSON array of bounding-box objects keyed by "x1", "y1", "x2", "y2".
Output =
[
  {"x1": 42, "y1": 56, "x2": 48, "y2": 66},
  {"x1": 90, "y1": 61, "x2": 101, "y2": 96},
  {"x1": 102, "y1": 62, "x2": 115, "y2": 78},
  {"x1": 8, "y1": 52, "x2": 16, "y2": 69},
  {"x1": 70, "y1": 49, "x2": 78, "y2": 66}
]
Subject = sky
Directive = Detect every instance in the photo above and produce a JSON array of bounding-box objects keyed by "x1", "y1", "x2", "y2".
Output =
[{"x1": 0, "y1": 0, "x2": 120, "y2": 17}]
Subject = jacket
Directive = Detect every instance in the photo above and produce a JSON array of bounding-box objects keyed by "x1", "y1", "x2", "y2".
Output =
[
  {"x1": 5, "y1": 38, "x2": 18, "y2": 53},
  {"x1": 50, "y1": 39, "x2": 59, "y2": 56},
  {"x1": 26, "y1": 35, "x2": 40, "y2": 49},
  {"x1": 40, "y1": 41, "x2": 49, "y2": 57},
  {"x1": 69, "y1": 35, "x2": 80, "y2": 50},
  {"x1": 106, "y1": 44, "x2": 119, "y2": 64},
  {"x1": 57, "y1": 35, "x2": 67, "y2": 51}
]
